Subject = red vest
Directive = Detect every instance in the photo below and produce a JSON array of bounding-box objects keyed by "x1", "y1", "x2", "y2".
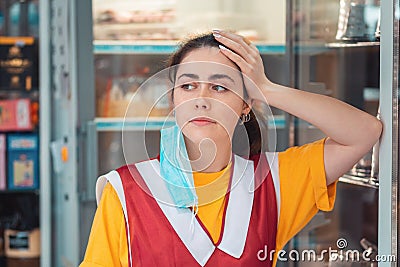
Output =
[{"x1": 114, "y1": 154, "x2": 277, "y2": 266}]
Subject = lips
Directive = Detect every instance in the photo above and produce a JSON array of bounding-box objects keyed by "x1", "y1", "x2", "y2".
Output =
[{"x1": 189, "y1": 117, "x2": 216, "y2": 126}]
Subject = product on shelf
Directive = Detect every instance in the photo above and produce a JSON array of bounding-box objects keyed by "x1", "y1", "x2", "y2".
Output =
[
  {"x1": 0, "y1": 36, "x2": 38, "y2": 91},
  {"x1": 4, "y1": 228, "x2": 40, "y2": 258},
  {"x1": 98, "y1": 75, "x2": 171, "y2": 117},
  {"x1": 336, "y1": 0, "x2": 380, "y2": 41},
  {"x1": 93, "y1": 0, "x2": 178, "y2": 40},
  {"x1": 2, "y1": 0, "x2": 39, "y2": 37},
  {"x1": 7, "y1": 134, "x2": 39, "y2": 190},
  {"x1": 148, "y1": 78, "x2": 171, "y2": 117},
  {"x1": 0, "y1": 134, "x2": 5, "y2": 190},
  {"x1": 95, "y1": 8, "x2": 175, "y2": 24},
  {"x1": 30, "y1": 100, "x2": 39, "y2": 127},
  {"x1": 0, "y1": 98, "x2": 33, "y2": 131},
  {"x1": 99, "y1": 76, "x2": 143, "y2": 117}
]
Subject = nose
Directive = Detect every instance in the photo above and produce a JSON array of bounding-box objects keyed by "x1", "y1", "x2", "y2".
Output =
[{"x1": 194, "y1": 83, "x2": 211, "y2": 110}]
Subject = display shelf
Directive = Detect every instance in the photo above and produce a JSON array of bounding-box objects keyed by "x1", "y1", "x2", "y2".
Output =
[
  {"x1": 94, "y1": 22, "x2": 177, "y2": 31},
  {"x1": 93, "y1": 40, "x2": 286, "y2": 55},
  {"x1": 293, "y1": 41, "x2": 380, "y2": 55},
  {"x1": 270, "y1": 115, "x2": 286, "y2": 129},
  {"x1": 94, "y1": 114, "x2": 286, "y2": 131},
  {"x1": 326, "y1": 41, "x2": 380, "y2": 48},
  {"x1": 339, "y1": 173, "x2": 379, "y2": 189},
  {"x1": 94, "y1": 117, "x2": 175, "y2": 131},
  {"x1": 0, "y1": 89, "x2": 39, "y2": 94},
  {"x1": 0, "y1": 189, "x2": 40, "y2": 194},
  {"x1": 294, "y1": 42, "x2": 331, "y2": 55},
  {"x1": 93, "y1": 40, "x2": 380, "y2": 56}
]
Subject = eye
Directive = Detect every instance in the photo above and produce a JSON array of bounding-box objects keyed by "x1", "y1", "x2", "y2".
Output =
[
  {"x1": 212, "y1": 84, "x2": 228, "y2": 92},
  {"x1": 180, "y1": 83, "x2": 196, "y2": 91}
]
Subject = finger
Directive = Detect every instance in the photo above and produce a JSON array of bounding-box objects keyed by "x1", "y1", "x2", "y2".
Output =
[
  {"x1": 218, "y1": 45, "x2": 253, "y2": 74},
  {"x1": 242, "y1": 37, "x2": 252, "y2": 45},
  {"x1": 213, "y1": 30, "x2": 259, "y2": 54},
  {"x1": 213, "y1": 33, "x2": 254, "y2": 64},
  {"x1": 214, "y1": 30, "x2": 254, "y2": 52},
  {"x1": 214, "y1": 31, "x2": 255, "y2": 57}
]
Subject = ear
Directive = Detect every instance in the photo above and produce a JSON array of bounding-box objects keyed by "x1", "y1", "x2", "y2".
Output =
[{"x1": 242, "y1": 101, "x2": 251, "y2": 115}]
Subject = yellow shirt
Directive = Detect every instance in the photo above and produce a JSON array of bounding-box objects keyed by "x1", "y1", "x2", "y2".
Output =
[
  {"x1": 80, "y1": 138, "x2": 337, "y2": 267},
  {"x1": 192, "y1": 162, "x2": 232, "y2": 244}
]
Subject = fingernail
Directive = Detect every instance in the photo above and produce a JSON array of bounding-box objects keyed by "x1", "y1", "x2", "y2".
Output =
[
  {"x1": 213, "y1": 33, "x2": 221, "y2": 38},
  {"x1": 212, "y1": 29, "x2": 221, "y2": 33},
  {"x1": 219, "y1": 45, "x2": 228, "y2": 50}
]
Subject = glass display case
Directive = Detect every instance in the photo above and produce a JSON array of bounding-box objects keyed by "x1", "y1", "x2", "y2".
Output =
[{"x1": 288, "y1": 1, "x2": 381, "y2": 265}]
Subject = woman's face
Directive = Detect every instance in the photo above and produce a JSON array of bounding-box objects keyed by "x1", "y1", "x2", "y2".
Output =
[{"x1": 172, "y1": 46, "x2": 250, "y2": 145}]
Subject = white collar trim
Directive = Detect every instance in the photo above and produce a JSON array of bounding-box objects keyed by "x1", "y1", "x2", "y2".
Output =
[{"x1": 134, "y1": 155, "x2": 255, "y2": 266}]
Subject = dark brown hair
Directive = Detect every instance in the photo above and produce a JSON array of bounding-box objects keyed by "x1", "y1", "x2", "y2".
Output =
[{"x1": 167, "y1": 32, "x2": 262, "y2": 156}]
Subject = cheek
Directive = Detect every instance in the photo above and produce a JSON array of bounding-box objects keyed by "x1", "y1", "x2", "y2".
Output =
[
  {"x1": 172, "y1": 89, "x2": 195, "y2": 110},
  {"x1": 212, "y1": 99, "x2": 243, "y2": 134},
  {"x1": 216, "y1": 93, "x2": 245, "y2": 116},
  {"x1": 172, "y1": 95, "x2": 192, "y2": 127}
]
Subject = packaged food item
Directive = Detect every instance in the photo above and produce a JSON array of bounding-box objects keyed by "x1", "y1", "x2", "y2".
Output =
[
  {"x1": 99, "y1": 75, "x2": 162, "y2": 117},
  {"x1": 7, "y1": 134, "x2": 39, "y2": 190},
  {"x1": 4, "y1": 228, "x2": 40, "y2": 258},
  {"x1": 149, "y1": 78, "x2": 171, "y2": 117},
  {"x1": 0, "y1": 98, "x2": 33, "y2": 131},
  {"x1": 336, "y1": 0, "x2": 380, "y2": 41},
  {"x1": 93, "y1": 0, "x2": 178, "y2": 40},
  {"x1": 0, "y1": 36, "x2": 38, "y2": 91},
  {"x1": 0, "y1": 134, "x2": 5, "y2": 190}
]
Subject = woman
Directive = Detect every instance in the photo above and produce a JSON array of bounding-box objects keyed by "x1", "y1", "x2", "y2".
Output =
[{"x1": 80, "y1": 30, "x2": 382, "y2": 267}]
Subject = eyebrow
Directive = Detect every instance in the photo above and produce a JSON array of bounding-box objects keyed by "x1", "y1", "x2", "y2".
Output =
[{"x1": 177, "y1": 73, "x2": 235, "y2": 84}]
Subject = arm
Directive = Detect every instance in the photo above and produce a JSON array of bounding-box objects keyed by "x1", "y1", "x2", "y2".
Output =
[
  {"x1": 260, "y1": 85, "x2": 382, "y2": 185},
  {"x1": 212, "y1": 30, "x2": 383, "y2": 185},
  {"x1": 80, "y1": 183, "x2": 128, "y2": 267}
]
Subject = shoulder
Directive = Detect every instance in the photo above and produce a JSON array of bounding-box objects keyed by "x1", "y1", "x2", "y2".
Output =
[
  {"x1": 98, "y1": 182, "x2": 124, "y2": 215},
  {"x1": 103, "y1": 182, "x2": 117, "y2": 198},
  {"x1": 278, "y1": 138, "x2": 327, "y2": 160},
  {"x1": 276, "y1": 138, "x2": 327, "y2": 172},
  {"x1": 115, "y1": 157, "x2": 160, "y2": 175}
]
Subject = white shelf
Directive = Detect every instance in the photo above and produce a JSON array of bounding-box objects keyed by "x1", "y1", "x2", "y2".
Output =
[
  {"x1": 93, "y1": 40, "x2": 286, "y2": 55},
  {"x1": 326, "y1": 41, "x2": 380, "y2": 48},
  {"x1": 94, "y1": 115, "x2": 287, "y2": 131},
  {"x1": 94, "y1": 117, "x2": 175, "y2": 131},
  {"x1": 291, "y1": 41, "x2": 380, "y2": 56},
  {"x1": 94, "y1": 22, "x2": 176, "y2": 31},
  {"x1": 339, "y1": 173, "x2": 378, "y2": 189},
  {"x1": 93, "y1": 40, "x2": 380, "y2": 56}
]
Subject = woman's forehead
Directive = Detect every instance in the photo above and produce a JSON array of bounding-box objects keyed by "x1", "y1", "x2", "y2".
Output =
[{"x1": 176, "y1": 47, "x2": 242, "y2": 83}]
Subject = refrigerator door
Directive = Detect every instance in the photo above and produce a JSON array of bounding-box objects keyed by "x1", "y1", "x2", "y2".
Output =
[
  {"x1": 50, "y1": 0, "x2": 95, "y2": 266},
  {"x1": 287, "y1": 0, "x2": 382, "y2": 265}
]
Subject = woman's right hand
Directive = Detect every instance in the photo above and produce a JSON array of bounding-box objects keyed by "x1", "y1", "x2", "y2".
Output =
[{"x1": 212, "y1": 29, "x2": 274, "y2": 104}]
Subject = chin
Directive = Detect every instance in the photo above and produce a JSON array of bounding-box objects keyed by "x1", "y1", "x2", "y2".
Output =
[{"x1": 182, "y1": 123, "x2": 229, "y2": 145}]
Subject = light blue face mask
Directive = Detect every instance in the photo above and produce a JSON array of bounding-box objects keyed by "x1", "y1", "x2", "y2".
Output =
[{"x1": 160, "y1": 124, "x2": 198, "y2": 208}]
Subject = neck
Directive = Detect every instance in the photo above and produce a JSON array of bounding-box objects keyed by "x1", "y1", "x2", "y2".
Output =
[{"x1": 184, "y1": 137, "x2": 232, "y2": 173}]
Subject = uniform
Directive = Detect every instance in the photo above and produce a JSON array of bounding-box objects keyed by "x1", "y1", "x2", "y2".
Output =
[{"x1": 81, "y1": 138, "x2": 337, "y2": 267}]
